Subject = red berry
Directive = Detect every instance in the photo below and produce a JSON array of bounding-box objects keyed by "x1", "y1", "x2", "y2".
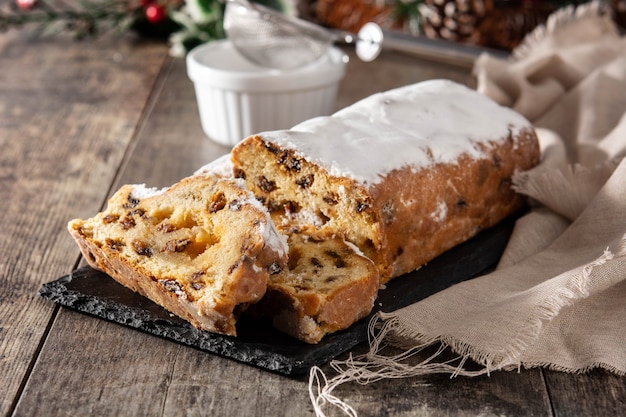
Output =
[
  {"x1": 145, "y1": 4, "x2": 166, "y2": 24},
  {"x1": 16, "y1": 0, "x2": 36, "y2": 10}
]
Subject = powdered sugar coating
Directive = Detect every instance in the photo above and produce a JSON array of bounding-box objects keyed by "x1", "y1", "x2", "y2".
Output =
[
  {"x1": 257, "y1": 208, "x2": 289, "y2": 258},
  {"x1": 130, "y1": 184, "x2": 166, "y2": 200},
  {"x1": 194, "y1": 153, "x2": 233, "y2": 178},
  {"x1": 257, "y1": 80, "x2": 532, "y2": 185}
]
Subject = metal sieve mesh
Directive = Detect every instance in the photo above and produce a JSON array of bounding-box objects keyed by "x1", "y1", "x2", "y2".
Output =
[{"x1": 223, "y1": 0, "x2": 383, "y2": 70}]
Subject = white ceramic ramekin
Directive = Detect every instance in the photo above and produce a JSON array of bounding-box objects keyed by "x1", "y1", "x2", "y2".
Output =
[{"x1": 186, "y1": 40, "x2": 348, "y2": 146}]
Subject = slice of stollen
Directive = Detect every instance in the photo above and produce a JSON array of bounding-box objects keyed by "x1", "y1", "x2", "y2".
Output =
[
  {"x1": 68, "y1": 175, "x2": 288, "y2": 337},
  {"x1": 249, "y1": 233, "x2": 379, "y2": 344}
]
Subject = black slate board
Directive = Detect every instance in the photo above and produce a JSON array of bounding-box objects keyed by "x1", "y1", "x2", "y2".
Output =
[{"x1": 39, "y1": 215, "x2": 517, "y2": 376}]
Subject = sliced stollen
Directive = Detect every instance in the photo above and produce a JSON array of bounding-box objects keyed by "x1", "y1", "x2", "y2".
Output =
[
  {"x1": 248, "y1": 233, "x2": 379, "y2": 344},
  {"x1": 194, "y1": 155, "x2": 380, "y2": 343},
  {"x1": 231, "y1": 79, "x2": 541, "y2": 283},
  {"x1": 68, "y1": 175, "x2": 288, "y2": 336}
]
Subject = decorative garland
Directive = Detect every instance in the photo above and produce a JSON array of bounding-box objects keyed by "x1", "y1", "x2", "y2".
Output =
[
  {"x1": 1, "y1": 0, "x2": 621, "y2": 55},
  {"x1": 0, "y1": 0, "x2": 292, "y2": 56}
]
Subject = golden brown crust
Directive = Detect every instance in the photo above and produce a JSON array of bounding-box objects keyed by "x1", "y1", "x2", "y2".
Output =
[
  {"x1": 369, "y1": 127, "x2": 540, "y2": 279},
  {"x1": 232, "y1": 127, "x2": 540, "y2": 284},
  {"x1": 67, "y1": 86, "x2": 541, "y2": 344},
  {"x1": 68, "y1": 175, "x2": 288, "y2": 336}
]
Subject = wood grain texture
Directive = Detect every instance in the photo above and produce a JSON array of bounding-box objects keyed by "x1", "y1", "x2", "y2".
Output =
[
  {"x1": 308, "y1": 344, "x2": 553, "y2": 417},
  {"x1": 0, "y1": 31, "x2": 168, "y2": 417},
  {"x1": 112, "y1": 56, "x2": 232, "y2": 188},
  {"x1": 11, "y1": 45, "x2": 547, "y2": 417},
  {"x1": 545, "y1": 369, "x2": 626, "y2": 417},
  {"x1": 17, "y1": 310, "x2": 314, "y2": 417},
  {"x1": 334, "y1": 48, "x2": 476, "y2": 111},
  {"x1": 3, "y1": 30, "x2": 625, "y2": 417}
]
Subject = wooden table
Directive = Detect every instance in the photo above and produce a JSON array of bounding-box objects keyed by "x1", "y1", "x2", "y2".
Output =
[{"x1": 1, "y1": 30, "x2": 624, "y2": 417}]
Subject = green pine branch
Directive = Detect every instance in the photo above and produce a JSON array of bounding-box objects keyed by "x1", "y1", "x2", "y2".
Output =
[{"x1": 0, "y1": 0, "x2": 140, "y2": 39}]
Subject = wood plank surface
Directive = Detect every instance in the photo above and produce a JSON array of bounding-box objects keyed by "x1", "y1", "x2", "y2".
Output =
[
  {"x1": 11, "y1": 48, "x2": 551, "y2": 417},
  {"x1": 334, "y1": 48, "x2": 476, "y2": 110},
  {"x1": 111, "y1": 55, "x2": 232, "y2": 187},
  {"x1": 545, "y1": 369, "x2": 626, "y2": 417},
  {"x1": 0, "y1": 31, "x2": 168, "y2": 417},
  {"x1": 2, "y1": 31, "x2": 624, "y2": 417}
]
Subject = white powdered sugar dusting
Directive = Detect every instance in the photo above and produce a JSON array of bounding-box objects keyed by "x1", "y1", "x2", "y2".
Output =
[
  {"x1": 256, "y1": 80, "x2": 532, "y2": 185},
  {"x1": 130, "y1": 184, "x2": 166, "y2": 200},
  {"x1": 344, "y1": 240, "x2": 367, "y2": 257},
  {"x1": 432, "y1": 200, "x2": 448, "y2": 222},
  {"x1": 262, "y1": 219, "x2": 289, "y2": 257},
  {"x1": 282, "y1": 208, "x2": 327, "y2": 228},
  {"x1": 233, "y1": 178, "x2": 289, "y2": 257},
  {"x1": 194, "y1": 153, "x2": 234, "y2": 178}
]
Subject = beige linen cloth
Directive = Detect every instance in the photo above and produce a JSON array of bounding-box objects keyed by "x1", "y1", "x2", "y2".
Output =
[{"x1": 310, "y1": 2, "x2": 626, "y2": 415}]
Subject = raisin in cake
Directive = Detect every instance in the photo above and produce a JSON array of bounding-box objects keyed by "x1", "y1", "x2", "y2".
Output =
[
  {"x1": 68, "y1": 175, "x2": 288, "y2": 336},
  {"x1": 194, "y1": 156, "x2": 381, "y2": 343},
  {"x1": 231, "y1": 79, "x2": 541, "y2": 283},
  {"x1": 248, "y1": 233, "x2": 379, "y2": 344}
]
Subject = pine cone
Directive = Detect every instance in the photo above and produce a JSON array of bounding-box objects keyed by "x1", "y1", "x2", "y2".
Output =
[
  {"x1": 473, "y1": 1, "x2": 554, "y2": 50},
  {"x1": 315, "y1": 0, "x2": 401, "y2": 33},
  {"x1": 420, "y1": 0, "x2": 494, "y2": 43},
  {"x1": 612, "y1": 0, "x2": 626, "y2": 29}
]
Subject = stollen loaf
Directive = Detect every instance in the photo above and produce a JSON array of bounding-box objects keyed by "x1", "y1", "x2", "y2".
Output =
[
  {"x1": 231, "y1": 79, "x2": 541, "y2": 283},
  {"x1": 68, "y1": 79, "x2": 540, "y2": 344}
]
